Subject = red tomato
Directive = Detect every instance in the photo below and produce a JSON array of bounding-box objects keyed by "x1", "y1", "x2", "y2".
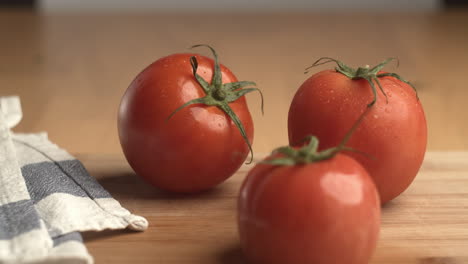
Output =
[
  {"x1": 238, "y1": 153, "x2": 381, "y2": 264},
  {"x1": 288, "y1": 59, "x2": 427, "y2": 204},
  {"x1": 118, "y1": 47, "x2": 257, "y2": 193}
]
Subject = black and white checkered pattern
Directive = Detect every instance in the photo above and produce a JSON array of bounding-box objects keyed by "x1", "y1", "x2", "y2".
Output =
[{"x1": 0, "y1": 96, "x2": 148, "y2": 263}]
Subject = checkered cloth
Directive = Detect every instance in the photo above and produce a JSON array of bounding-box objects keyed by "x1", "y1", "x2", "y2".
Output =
[{"x1": 0, "y1": 96, "x2": 148, "y2": 264}]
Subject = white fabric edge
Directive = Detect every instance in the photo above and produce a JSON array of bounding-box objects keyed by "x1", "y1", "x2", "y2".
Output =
[
  {"x1": 36, "y1": 193, "x2": 148, "y2": 236},
  {"x1": 0, "y1": 108, "x2": 32, "y2": 204},
  {"x1": 12, "y1": 133, "x2": 72, "y2": 166},
  {"x1": 0, "y1": 96, "x2": 22, "y2": 129}
]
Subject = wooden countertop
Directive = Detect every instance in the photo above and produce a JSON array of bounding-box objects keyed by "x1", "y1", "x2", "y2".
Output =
[
  {"x1": 79, "y1": 152, "x2": 468, "y2": 264},
  {"x1": 2, "y1": 9, "x2": 468, "y2": 264}
]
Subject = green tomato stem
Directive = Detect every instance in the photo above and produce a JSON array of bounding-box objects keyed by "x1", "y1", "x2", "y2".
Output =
[
  {"x1": 305, "y1": 57, "x2": 418, "y2": 107},
  {"x1": 167, "y1": 44, "x2": 264, "y2": 164}
]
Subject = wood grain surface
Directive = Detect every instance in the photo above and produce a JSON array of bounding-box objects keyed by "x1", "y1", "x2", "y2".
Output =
[{"x1": 78, "y1": 152, "x2": 468, "y2": 264}]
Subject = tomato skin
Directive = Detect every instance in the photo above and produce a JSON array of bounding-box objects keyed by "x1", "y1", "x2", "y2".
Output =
[
  {"x1": 288, "y1": 70, "x2": 427, "y2": 204},
  {"x1": 118, "y1": 53, "x2": 253, "y2": 193},
  {"x1": 238, "y1": 153, "x2": 380, "y2": 264}
]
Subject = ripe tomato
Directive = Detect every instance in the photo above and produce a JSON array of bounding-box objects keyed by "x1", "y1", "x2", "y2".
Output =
[
  {"x1": 118, "y1": 45, "x2": 261, "y2": 193},
  {"x1": 238, "y1": 138, "x2": 381, "y2": 264},
  {"x1": 288, "y1": 58, "x2": 427, "y2": 204}
]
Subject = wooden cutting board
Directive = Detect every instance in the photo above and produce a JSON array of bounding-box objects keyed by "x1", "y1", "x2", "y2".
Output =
[{"x1": 79, "y1": 152, "x2": 468, "y2": 264}]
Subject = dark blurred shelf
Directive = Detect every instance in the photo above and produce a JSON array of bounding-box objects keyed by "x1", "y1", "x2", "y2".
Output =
[
  {"x1": 444, "y1": 0, "x2": 468, "y2": 7},
  {"x1": 0, "y1": 0, "x2": 35, "y2": 8}
]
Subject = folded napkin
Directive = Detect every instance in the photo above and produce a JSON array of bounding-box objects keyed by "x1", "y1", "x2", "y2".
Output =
[{"x1": 0, "y1": 96, "x2": 148, "y2": 264}]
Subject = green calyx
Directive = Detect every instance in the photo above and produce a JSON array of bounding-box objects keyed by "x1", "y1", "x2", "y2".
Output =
[
  {"x1": 305, "y1": 57, "x2": 418, "y2": 107},
  {"x1": 264, "y1": 107, "x2": 372, "y2": 166},
  {"x1": 262, "y1": 136, "x2": 352, "y2": 166},
  {"x1": 167, "y1": 44, "x2": 264, "y2": 164}
]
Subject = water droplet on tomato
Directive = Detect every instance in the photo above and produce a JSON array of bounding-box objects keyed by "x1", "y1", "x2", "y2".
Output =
[{"x1": 373, "y1": 114, "x2": 379, "y2": 119}]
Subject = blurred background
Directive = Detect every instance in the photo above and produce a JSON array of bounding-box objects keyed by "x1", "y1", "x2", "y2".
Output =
[
  {"x1": 3, "y1": 0, "x2": 468, "y2": 11},
  {"x1": 0, "y1": 0, "x2": 457, "y2": 11},
  {"x1": 1, "y1": 0, "x2": 467, "y2": 156}
]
